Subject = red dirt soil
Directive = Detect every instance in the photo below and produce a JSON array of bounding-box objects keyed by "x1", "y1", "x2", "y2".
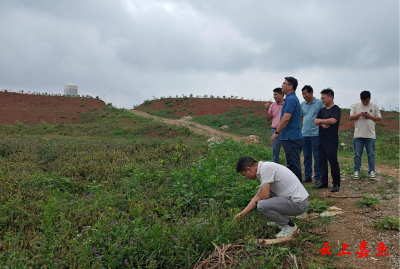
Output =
[
  {"x1": 138, "y1": 98, "x2": 266, "y2": 116},
  {"x1": 0, "y1": 92, "x2": 105, "y2": 124},
  {"x1": 138, "y1": 98, "x2": 399, "y2": 132}
]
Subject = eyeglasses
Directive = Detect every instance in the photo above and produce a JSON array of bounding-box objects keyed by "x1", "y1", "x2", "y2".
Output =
[{"x1": 282, "y1": 82, "x2": 291, "y2": 86}]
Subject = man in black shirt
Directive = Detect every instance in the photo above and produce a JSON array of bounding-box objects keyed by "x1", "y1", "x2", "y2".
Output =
[{"x1": 313, "y1": 88, "x2": 341, "y2": 192}]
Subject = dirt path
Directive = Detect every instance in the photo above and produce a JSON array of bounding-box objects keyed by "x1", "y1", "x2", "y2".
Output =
[
  {"x1": 308, "y1": 173, "x2": 399, "y2": 269},
  {"x1": 128, "y1": 109, "x2": 243, "y2": 142}
]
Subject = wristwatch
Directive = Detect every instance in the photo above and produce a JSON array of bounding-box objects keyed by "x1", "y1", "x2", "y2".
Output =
[{"x1": 275, "y1": 130, "x2": 279, "y2": 135}]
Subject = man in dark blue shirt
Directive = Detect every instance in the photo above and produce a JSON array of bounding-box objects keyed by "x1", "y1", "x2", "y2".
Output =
[{"x1": 271, "y1": 77, "x2": 303, "y2": 182}]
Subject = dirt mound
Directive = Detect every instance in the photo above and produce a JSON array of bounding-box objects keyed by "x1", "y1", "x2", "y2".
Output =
[
  {"x1": 138, "y1": 98, "x2": 266, "y2": 117},
  {"x1": 0, "y1": 92, "x2": 105, "y2": 124},
  {"x1": 138, "y1": 98, "x2": 399, "y2": 132}
]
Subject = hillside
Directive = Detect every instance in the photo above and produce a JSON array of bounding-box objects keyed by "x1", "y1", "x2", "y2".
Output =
[
  {"x1": 0, "y1": 91, "x2": 105, "y2": 124},
  {"x1": 137, "y1": 97, "x2": 399, "y2": 132}
]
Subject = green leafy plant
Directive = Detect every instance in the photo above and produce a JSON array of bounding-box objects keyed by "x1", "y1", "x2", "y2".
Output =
[
  {"x1": 356, "y1": 194, "x2": 380, "y2": 208},
  {"x1": 372, "y1": 216, "x2": 400, "y2": 231},
  {"x1": 308, "y1": 199, "x2": 328, "y2": 213}
]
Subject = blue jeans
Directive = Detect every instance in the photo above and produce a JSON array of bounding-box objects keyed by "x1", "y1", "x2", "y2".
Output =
[
  {"x1": 303, "y1": 136, "x2": 321, "y2": 180},
  {"x1": 282, "y1": 139, "x2": 303, "y2": 182},
  {"x1": 353, "y1": 138, "x2": 376, "y2": 173},
  {"x1": 271, "y1": 128, "x2": 282, "y2": 163}
]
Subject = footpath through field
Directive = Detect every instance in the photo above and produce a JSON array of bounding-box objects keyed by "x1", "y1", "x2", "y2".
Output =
[
  {"x1": 129, "y1": 108, "x2": 399, "y2": 268},
  {"x1": 128, "y1": 109, "x2": 242, "y2": 142}
]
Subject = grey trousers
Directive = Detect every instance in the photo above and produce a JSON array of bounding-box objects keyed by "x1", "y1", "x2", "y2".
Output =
[{"x1": 256, "y1": 192, "x2": 309, "y2": 227}]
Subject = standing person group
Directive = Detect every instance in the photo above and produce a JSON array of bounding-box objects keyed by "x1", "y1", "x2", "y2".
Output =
[
  {"x1": 235, "y1": 81, "x2": 383, "y2": 239},
  {"x1": 265, "y1": 78, "x2": 382, "y2": 192},
  {"x1": 266, "y1": 77, "x2": 347, "y2": 193}
]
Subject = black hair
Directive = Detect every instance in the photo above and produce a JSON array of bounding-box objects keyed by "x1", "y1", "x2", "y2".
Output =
[
  {"x1": 273, "y1": 87, "x2": 283, "y2": 95},
  {"x1": 284, "y1": 77, "x2": 298, "y2": 91},
  {"x1": 302, "y1": 85, "x2": 313, "y2": 94},
  {"x1": 360, "y1": 91, "x2": 371, "y2": 100},
  {"x1": 321, "y1": 88, "x2": 334, "y2": 99},
  {"x1": 236, "y1": 156, "x2": 257, "y2": 173}
]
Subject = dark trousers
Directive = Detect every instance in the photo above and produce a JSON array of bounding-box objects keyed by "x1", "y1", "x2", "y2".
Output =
[
  {"x1": 282, "y1": 139, "x2": 303, "y2": 182},
  {"x1": 318, "y1": 144, "x2": 340, "y2": 187}
]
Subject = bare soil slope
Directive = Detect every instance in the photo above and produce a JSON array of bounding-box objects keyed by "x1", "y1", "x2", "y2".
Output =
[{"x1": 0, "y1": 92, "x2": 105, "y2": 124}]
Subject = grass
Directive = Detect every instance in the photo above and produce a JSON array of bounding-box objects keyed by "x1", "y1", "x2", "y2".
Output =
[
  {"x1": 1, "y1": 107, "x2": 330, "y2": 268},
  {"x1": 2, "y1": 100, "x2": 397, "y2": 268}
]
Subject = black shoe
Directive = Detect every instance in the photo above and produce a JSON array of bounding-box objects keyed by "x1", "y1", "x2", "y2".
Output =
[
  {"x1": 304, "y1": 178, "x2": 312, "y2": 183},
  {"x1": 314, "y1": 182, "x2": 328, "y2": 189},
  {"x1": 331, "y1": 185, "x2": 340, "y2": 192}
]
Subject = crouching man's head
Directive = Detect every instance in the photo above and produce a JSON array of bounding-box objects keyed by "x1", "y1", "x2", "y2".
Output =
[{"x1": 236, "y1": 157, "x2": 258, "y2": 180}]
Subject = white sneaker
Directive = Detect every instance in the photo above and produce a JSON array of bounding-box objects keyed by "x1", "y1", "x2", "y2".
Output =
[
  {"x1": 267, "y1": 222, "x2": 283, "y2": 229},
  {"x1": 369, "y1": 171, "x2": 376, "y2": 178},
  {"x1": 276, "y1": 224, "x2": 298, "y2": 238},
  {"x1": 353, "y1": 171, "x2": 360, "y2": 179}
]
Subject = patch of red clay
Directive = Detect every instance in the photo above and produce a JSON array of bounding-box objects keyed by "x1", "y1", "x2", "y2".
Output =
[
  {"x1": 139, "y1": 98, "x2": 399, "y2": 132},
  {"x1": 138, "y1": 98, "x2": 266, "y2": 116},
  {"x1": 0, "y1": 92, "x2": 105, "y2": 124}
]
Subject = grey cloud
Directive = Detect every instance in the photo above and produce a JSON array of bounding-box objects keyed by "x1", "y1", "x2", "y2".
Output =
[
  {"x1": 0, "y1": 0, "x2": 398, "y2": 109},
  {"x1": 184, "y1": 0, "x2": 399, "y2": 70}
]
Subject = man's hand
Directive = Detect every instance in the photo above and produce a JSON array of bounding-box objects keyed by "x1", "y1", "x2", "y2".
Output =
[
  {"x1": 314, "y1": 118, "x2": 321, "y2": 125},
  {"x1": 265, "y1": 102, "x2": 271, "y2": 110},
  {"x1": 270, "y1": 133, "x2": 278, "y2": 142},
  {"x1": 234, "y1": 212, "x2": 244, "y2": 221},
  {"x1": 321, "y1": 124, "x2": 330, "y2": 129},
  {"x1": 364, "y1": 112, "x2": 371, "y2": 119}
]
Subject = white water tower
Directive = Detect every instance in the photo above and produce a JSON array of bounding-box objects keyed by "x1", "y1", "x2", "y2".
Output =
[{"x1": 64, "y1": 84, "x2": 78, "y2": 96}]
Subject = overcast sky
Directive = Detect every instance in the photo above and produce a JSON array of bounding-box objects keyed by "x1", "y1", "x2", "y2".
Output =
[{"x1": 1, "y1": 0, "x2": 399, "y2": 110}]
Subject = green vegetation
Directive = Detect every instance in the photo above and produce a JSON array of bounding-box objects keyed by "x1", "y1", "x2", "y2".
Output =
[
  {"x1": 192, "y1": 107, "x2": 267, "y2": 137},
  {"x1": 188, "y1": 104, "x2": 399, "y2": 168},
  {"x1": 308, "y1": 199, "x2": 329, "y2": 213},
  {"x1": 356, "y1": 194, "x2": 380, "y2": 208},
  {"x1": 2, "y1": 98, "x2": 398, "y2": 268},
  {"x1": 372, "y1": 217, "x2": 400, "y2": 231},
  {"x1": 0, "y1": 107, "x2": 321, "y2": 268}
]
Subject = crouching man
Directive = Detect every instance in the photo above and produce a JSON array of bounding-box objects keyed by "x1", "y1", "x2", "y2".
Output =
[{"x1": 234, "y1": 156, "x2": 309, "y2": 238}]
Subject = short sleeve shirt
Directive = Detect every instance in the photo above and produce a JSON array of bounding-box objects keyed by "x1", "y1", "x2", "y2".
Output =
[
  {"x1": 317, "y1": 105, "x2": 341, "y2": 146},
  {"x1": 350, "y1": 102, "x2": 381, "y2": 139},
  {"x1": 257, "y1": 161, "x2": 309, "y2": 202},
  {"x1": 279, "y1": 92, "x2": 303, "y2": 140},
  {"x1": 301, "y1": 98, "x2": 324, "y2": 137},
  {"x1": 268, "y1": 102, "x2": 283, "y2": 129}
]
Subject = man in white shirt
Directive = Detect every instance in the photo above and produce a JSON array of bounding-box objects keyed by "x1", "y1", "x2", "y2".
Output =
[
  {"x1": 350, "y1": 91, "x2": 382, "y2": 179},
  {"x1": 234, "y1": 156, "x2": 309, "y2": 238}
]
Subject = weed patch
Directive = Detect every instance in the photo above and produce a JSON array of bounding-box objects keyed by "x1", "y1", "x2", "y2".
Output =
[
  {"x1": 372, "y1": 217, "x2": 400, "y2": 231},
  {"x1": 356, "y1": 194, "x2": 380, "y2": 208}
]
